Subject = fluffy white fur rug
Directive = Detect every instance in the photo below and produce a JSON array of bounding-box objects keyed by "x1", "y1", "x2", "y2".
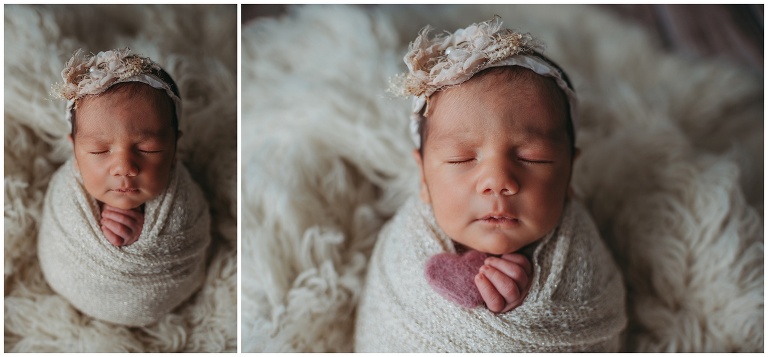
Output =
[
  {"x1": 4, "y1": 5, "x2": 237, "y2": 352},
  {"x1": 241, "y1": 4, "x2": 763, "y2": 352}
]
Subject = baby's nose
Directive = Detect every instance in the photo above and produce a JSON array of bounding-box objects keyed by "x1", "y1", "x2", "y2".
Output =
[
  {"x1": 110, "y1": 153, "x2": 139, "y2": 177},
  {"x1": 478, "y1": 164, "x2": 518, "y2": 196}
]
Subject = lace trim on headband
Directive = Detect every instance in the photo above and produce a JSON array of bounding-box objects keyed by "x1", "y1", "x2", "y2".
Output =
[
  {"x1": 51, "y1": 48, "x2": 162, "y2": 101},
  {"x1": 391, "y1": 16, "x2": 543, "y2": 98}
]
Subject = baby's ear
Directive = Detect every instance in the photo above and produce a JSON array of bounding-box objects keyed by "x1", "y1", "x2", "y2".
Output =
[
  {"x1": 412, "y1": 149, "x2": 431, "y2": 204},
  {"x1": 67, "y1": 134, "x2": 74, "y2": 145}
]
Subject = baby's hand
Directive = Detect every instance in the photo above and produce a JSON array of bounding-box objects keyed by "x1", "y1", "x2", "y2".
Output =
[
  {"x1": 100, "y1": 204, "x2": 144, "y2": 247},
  {"x1": 474, "y1": 253, "x2": 532, "y2": 313}
]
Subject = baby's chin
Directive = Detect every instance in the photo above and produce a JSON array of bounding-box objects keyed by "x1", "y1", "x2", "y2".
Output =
[
  {"x1": 455, "y1": 231, "x2": 537, "y2": 256},
  {"x1": 467, "y1": 244, "x2": 518, "y2": 256},
  {"x1": 97, "y1": 193, "x2": 153, "y2": 210}
]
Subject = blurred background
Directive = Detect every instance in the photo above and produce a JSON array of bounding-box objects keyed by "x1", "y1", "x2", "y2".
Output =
[{"x1": 243, "y1": 4, "x2": 763, "y2": 74}]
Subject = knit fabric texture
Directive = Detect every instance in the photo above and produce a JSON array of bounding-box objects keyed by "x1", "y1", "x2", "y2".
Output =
[
  {"x1": 354, "y1": 196, "x2": 627, "y2": 352},
  {"x1": 37, "y1": 158, "x2": 211, "y2": 327}
]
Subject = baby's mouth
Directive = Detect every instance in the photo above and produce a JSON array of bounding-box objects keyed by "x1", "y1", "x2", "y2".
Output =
[
  {"x1": 111, "y1": 187, "x2": 140, "y2": 194},
  {"x1": 479, "y1": 214, "x2": 519, "y2": 225}
]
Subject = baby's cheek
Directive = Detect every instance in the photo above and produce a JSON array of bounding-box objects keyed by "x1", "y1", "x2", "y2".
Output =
[
  {"x1": 81, "y1": 175, "x2": 107, "y2": 198},
  {"x1": 145, "y1": 170, "x2": 173, "y2": 198},
  {"x1": 432, "y1": 200, "x2": 460, "y2": 230}
]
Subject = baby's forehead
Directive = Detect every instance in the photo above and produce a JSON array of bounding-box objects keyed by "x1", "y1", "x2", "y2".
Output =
[
  {"x1": 75, "y1": 85, "x2": 176, "y2": 139},
  {"x1": 78, "y1": 83, "x2": 174, "y2": 118},
  {"x1": 430, "y1": 116, "x2": 566, "y2": 146},
  {"x1": 428, "y1": 71, "x2": 570, "y2": 143},
  {"x1": 475, "y1": 67, "x2": 565, "y2": 100},
  {"x1": 432, "y1": 68, "x2": 566, "y2": 111},
  {"x1": 80, "y1": 82, "x2": 173, "y2": 110}
]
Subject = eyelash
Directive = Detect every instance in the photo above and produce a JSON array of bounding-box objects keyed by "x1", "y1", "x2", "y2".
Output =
[
  {"x1": 447, "y1": 159, "x2": 474, "y2": 165},
  {"x1": 88, "y1": 150, "x2": 162, "y2": 155},
  {"x1": 519, "y1": 158, "x2": 553, "y2": 165},
  {"x1": 447, "y1": 158, "x2": 553, "y2": 165}
]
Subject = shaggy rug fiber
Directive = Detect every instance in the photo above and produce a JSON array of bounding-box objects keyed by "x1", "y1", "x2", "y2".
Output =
[
  {"x1": 241, "y1": 4, "x2": 763, "y2": 352},
  {"x1": 4, "y1": 5, "x2": 237, "y2": 352}
]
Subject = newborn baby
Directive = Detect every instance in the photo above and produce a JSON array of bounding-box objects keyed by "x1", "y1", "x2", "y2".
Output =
[
  {"x1": 355, "y1": 19, "x2": 627, "y2": 352},
  {"x1": 38, "y1": 49, "x2": 210, "y2": 326}
]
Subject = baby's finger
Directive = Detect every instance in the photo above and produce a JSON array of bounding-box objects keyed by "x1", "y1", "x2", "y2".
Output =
[
  {"x1": 481, "y1": 265, "x2": 522, "y2": 309},
  {"x1": 102, "y1": 225, "x2": 125, "y2": 246},
  {"x1": 485, "y1": 256, "x2": 530, "y2": 290},
  {"x1": 475, "y1": 271, "x2": 505, "y2": 313},
  {"x1": 499, "y1": 253, "x2": 532, "y2": 276},
  {"x1": 101, "y1": 210, "x2": 139, "y2": 227},
  {"x1": 103, "y1": 205, "x2": 143, "y2": 219},
  {"x1": 124, "y1": 226, "x2": 142, "y2": 246},
  {"x1": 101, "y1": 217, "x2": 133, "y2": 242},
  {"x1": 123, "y1": 235, "x2": 139, "y2": 247}
]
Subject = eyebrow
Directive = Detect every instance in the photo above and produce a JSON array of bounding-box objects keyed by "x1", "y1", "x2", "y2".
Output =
[
  {"x1": 429, "y1": 122, "x2": 564, "y2": 147},
  {"x1": 429, "y1": 125, "x2": 475, "y2": 145},
  {"x1": 518, "y1": 125, "x2": 565, "y2": 143},
  {"x1": 76, "y1": 128, "x2": 172, "y2": 141}
]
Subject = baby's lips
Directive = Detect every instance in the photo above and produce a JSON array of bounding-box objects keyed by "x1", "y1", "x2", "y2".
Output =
[
  {"x1": 478, "y1": 209, "x2": 517, "y2": 220},
  {"x1": 112, "y1": 187, "x2": 140, "y2": 193}
]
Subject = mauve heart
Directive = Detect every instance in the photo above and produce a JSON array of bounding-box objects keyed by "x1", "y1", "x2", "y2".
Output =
[{"x1": 425, "y1": 250, "x2": 488, "y2": 308}]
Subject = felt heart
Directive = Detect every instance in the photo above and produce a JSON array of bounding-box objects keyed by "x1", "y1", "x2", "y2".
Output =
[{"x1": 425, "y1": 250, "x2": 488, "y2": 308}]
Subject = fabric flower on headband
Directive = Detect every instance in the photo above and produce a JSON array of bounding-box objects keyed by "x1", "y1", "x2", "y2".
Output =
[
  {"x1": 52, "y1": 48, "x2": 182, "y2": 124},
  {"x1": 394, "y1": 16, "x2": 542, "y2": 98},
  {"x1": 392, "y1": 17, "x2": 578, "y2": 147}
]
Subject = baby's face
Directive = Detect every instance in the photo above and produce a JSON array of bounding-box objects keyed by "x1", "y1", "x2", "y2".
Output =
[
  {"x1": 415, "y1": 71, "x2": 573, "y2": 255},
  {"x1": 70, "y1": 84, "x2": 177, "y2": 210}
]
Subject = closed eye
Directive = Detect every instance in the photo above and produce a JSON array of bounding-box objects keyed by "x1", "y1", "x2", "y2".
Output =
[
  {"x1": 447, "y1": 158, "x2": 475, "y2": 165},
  {"x1": 519, "y1": 157, "x2": 554, "y2": 165},
  {"x1": 89, "y1": 150, "x2": 109, "y2": 155},
  {"x1": 138, "y1": 150, "x2": 163, "y2": 154}
]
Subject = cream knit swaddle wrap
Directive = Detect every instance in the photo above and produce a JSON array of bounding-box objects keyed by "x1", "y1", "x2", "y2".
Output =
[
  {"x1": 38, "y1": 158, "x2": 210, "y2": 326},
  {"x1": 355, "y1": 196, "x2": 627, "y2": 352}
]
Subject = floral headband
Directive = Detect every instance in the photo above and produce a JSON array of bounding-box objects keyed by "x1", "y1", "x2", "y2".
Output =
[
  {"x1": 52, "y1": 48, "x2": 182, "y2": 124},
  {"x1": 391, "y1": 17, "x2": 578, "y2": 147}
]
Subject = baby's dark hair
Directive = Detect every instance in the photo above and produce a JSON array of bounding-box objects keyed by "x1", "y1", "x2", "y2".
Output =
[
  {"x1": 418, "y1": 55, "x2": 576, "y2": 159},
  {"x1": 70, "y1": 66, "x2": 180, "y2": 140}
]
